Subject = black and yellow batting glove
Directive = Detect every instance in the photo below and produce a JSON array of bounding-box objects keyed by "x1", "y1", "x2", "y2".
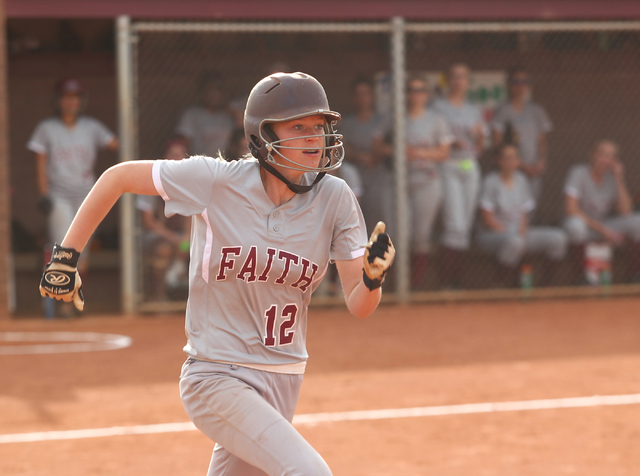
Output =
[
  {"x1": 39, "y1": 243, "x2": 84, "y2": 311},
  {"x1": 363, "y1": 221, "x2": 396, "y2": 291}
]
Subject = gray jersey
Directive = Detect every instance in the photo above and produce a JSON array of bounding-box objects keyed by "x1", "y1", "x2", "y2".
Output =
[
  {"x1": 406, "y1": 108, "x2": 453, "y2": 170},
  {"x1": 432, "y1": 98, "x2": 486, "y2": 161},
  {"x1": 491, "y1": 101, "x2": 552, "y2": 165},
  {"x1": 480, "y1": 171, "x2": 535, "y2": 233},
  {"x1": 339, "y1": 113, "x2": 389, "y2": 153},
  {"x1": 27, "y1": 116, "x2": 115, "y2": 199},
  {"x1": 153, "y1": 156, "x2": 367, "y2": 374},
  {"x1": 175, "y1": 106, "x2": 235, "y2": 157},
  {"x1": 564, "y1": 164, "x2": 618, "y2": 221}
]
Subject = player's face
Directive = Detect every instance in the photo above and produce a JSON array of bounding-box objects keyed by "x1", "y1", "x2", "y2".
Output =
[
  {"x1": 202, "y1": 84, "x2": 224, "y2": 110},
  {"x1": 353, "y1": 83, "x2": 374, "y2": 111},
  {"x1": 407, "y1": 80, "x2": 429, "y2": 109},
  {"x1": 58, "y1": 93, "x2": 81, "y2": 117},
  {"x1": 509, "y1": 72, "x2": 530, "y2": 99},
  {"x1": 592, "y1": 142, "x2": 617, "y2": 173},
  {"x1": 499, "y1": 145, "x2": 521, "y2": 174},
  {"x1": 271, "y1": 115, "x2": 326, "y2": 172},
  {"x1": 448, "y1": 65, "x2": 470, "y2": 95}
]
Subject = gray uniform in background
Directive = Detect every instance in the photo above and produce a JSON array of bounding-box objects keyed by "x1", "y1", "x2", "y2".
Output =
[
  {"x1": 175, "y1": 106, "x2": 235, "y2": 157},
  {"x1": 406, "y1": 108, "x2": 453, "y2": 254},
  {"x1": 432, "y1": 98, "x2": 485, "y2": 251},
  {"x1": 491, "y1": 101, "x2": 552, "y2": 200},
  {"x1": 153, "y1": 156, "x2": 366, "y2": 476},
  {"x1": 27, "y1": 116, "x2": 115, "y2": 243},
  {"x1": 564, "y1": 164, "x2": 640, "y2": 243},
  {"x1": 340, "y1": 113, "x2": 392, "y2": 234},
  {"x1": 334, "y1": 161, "x2": 363, "y2": 200},
  {"x1": 477, "y1": 171, "x2": 567, "y2": 267}
]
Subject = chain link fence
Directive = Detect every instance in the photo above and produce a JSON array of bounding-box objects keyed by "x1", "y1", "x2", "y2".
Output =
[{"x1": 118, "y1": 19, "x2": 640, "y2": 311}]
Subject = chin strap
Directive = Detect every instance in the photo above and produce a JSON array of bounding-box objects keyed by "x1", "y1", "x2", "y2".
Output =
[{"x1": 250, "y1": 142, "x2": 327, "y2": 194}]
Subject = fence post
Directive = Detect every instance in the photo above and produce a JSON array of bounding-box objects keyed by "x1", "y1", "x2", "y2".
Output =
[
  {"x1": 0, "y1": 0, "x2": 10, "y2": 317},
  {"x1": 391, "y1": 17, "x2": 409, "y2": 304},
  {"x1": 116, "y1": 15, "x2": 137, "y2": 315}
]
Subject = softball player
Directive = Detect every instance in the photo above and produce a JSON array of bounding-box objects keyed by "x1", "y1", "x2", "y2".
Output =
[
  {"x1": 491, "y1": 67, "x2": 552, "y2": 202},
  {"x1": 29, "y1": 78, "x2": 118, "y2": 317},
  {"x1": 39, "y1": 72, "x2": 395, "y2": 476},
  {"x1": 340, "y1": 77, "x2": 393, "y2": 236},
  {"x1": 477, "y1": 144, "x2": 567, "y2": 287},
  {"x1": 399, "y1": 76, "x2": 453, "y2": 289},
  {"x1": 563, "y1": 140, "x2": 640, "y2": 279},
  {"x1": 432, "y1": 64, "x2": 486, "y2": 287}
]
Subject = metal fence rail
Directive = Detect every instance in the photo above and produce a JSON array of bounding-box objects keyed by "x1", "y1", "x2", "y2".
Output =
[{"x1": 116, "y1": 16, "x2": 640, "y2": 312}]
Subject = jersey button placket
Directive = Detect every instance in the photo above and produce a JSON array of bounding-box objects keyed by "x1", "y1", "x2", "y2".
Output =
[{"x1": 268, "y1": 210, "x2": 284, "y2": 235}]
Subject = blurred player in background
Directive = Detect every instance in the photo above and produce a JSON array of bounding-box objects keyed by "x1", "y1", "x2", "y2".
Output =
[
  {"x1": 433, "y1": 64, "x2": 486, "y2": 288},
  {"x1": 564, "y1": 140, "x2": 640, "y2": 281},
  {"x1": 340, "y1": 76, "x2": 393, "y2": 236},
  {"x1": 390, "y1": 75, "x2": 452, "y2": 290},
  {"x1": 28, "y1": 77, "x2": 118, "y2": 318},
  {"x1": 40, "y1": 72, "x2": 394, "y2": 475},
  {"x1": 175, "y1": 72, "x2": 234, "y2": 157},
  {"x1": 477, "y1": 144, "x2": 567, "y2": 287},
  {"x1": 136, "y1": 138, "x2": 190, "y2": 301},
  {"x1": 491, "y1": 67, "x2": 552, "y2": 203}
]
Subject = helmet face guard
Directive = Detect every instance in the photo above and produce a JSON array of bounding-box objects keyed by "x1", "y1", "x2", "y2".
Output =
[
  {"x1": 259, "y1": 114, "x2": 345, "y2": 175},
  {"x1": 244, "y1": 72, "x2": 344, "y2": 194}
]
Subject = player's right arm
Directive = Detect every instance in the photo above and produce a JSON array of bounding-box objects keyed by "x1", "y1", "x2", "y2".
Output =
[
  {"x1": 565, "y1": 194, "x2": 622, "y2": 244},
  {"x1": 35, "y1": 152, "x2": 49, "y2": 196},
  {"x1": 62, "y1": 161, "x2": 157, "y2": 252}
]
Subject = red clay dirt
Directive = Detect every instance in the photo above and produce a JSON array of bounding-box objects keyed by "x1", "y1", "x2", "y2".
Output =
[{"x1": 1, "y1": 298, "x2": 640, "y2": 475}]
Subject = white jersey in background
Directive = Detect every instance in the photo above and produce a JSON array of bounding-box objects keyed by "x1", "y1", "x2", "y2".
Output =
[
  {"x1": 153, "y1": 156, "x2": 367, "y2": 374},
  {"x1": 27, "y1": 116, "x2": 115, "y2": 199},
  {"x1": 175, "y1": 106, "x2": 235, "y2": 157}
]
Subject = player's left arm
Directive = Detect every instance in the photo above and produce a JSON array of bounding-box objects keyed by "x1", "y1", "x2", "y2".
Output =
[
  {"x1": 105, "y1": 137, "x2": 119, "y2": 152},
  {"x1": 612, "y1": 160, "x2": 632, "y2": 216},
  {"x1": 336, "y1": 222, "x2": 395, "y2": 319}
]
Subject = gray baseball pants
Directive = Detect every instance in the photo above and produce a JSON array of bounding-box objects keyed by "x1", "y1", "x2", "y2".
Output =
[
  {"x1": 180, "y1": 359, "x2": 331, "y2": 476},
  {"x1": 408, "y1": 168, "x2": 442, "y2": 254},
  {"x1": 359, "y1": 164, "x2": 395, "y2": 236},
  {"x1": 441, "y1": 160, "x2": 480, "y2": 251},
  {"x1": 564, "y1": 214, "x2": 640, "y2": 244},
  {"x1": 477, "y1": 227, "x2": 568, "y2": 267}
]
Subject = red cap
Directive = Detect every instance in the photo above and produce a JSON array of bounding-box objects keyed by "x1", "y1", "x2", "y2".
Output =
[{"x1": 56, "y1": 78, "x2": 83, "y2": 95}]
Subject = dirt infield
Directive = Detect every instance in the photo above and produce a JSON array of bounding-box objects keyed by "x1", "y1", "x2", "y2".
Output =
[{"x1": 2, "y1": 298, "x2": 640, "y2": 475}]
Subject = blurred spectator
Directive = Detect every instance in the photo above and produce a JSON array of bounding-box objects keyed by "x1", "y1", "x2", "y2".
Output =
[
  {"x1": 318, "y1": 161, "x2": 363, "y2": 296},
  {"x1": 340, "y1": 76, "x2": 393, "y2": 236},
  {"x1": 136, "y1": 138, "x2": 191, "y2": 301},
  {"x1": 28, "y1": 77, "x2": 118, "y2": 318},
  {"x1": 564, "y1": 140, "x2": 640, "y2": 281},
  {"x1": 176, "y1": 72, "x2": 234, "y2": 157},
  {"x1": 491, "y1": 67, "x2": 552, "y2": 202},
  {"x1": 477, "y1": 144, "x2": 567, "y2": 287},
  {"x1": 225, "y1": 128, "x2": 250, "y2": 161},
  {"x1": 433, "y1": 64, "x2": 486, "y2": 288},
  {"x1": 388, "y1": 75, "x2": 452, "y2": 290}
]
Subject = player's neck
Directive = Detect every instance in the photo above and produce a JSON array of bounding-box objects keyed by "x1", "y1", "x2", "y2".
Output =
[
  {"x1": 447, "y1": 91, "x2": 465, "y2": 106},
  {"x1": 260, "y1": 167, "x2": 296, "y2": 207},
  {"x1": 500, "y1": 170, "x2": 515, "y2": 187},
  {"x1": 510, "y1": 96, "x2": 526, "y2": 111},
  {"x1": 61, "y1": 114, "x2": 77, "y2": 128},
  {"x1": 356, "y1": 108, "x2": 374, "y2": 122}
]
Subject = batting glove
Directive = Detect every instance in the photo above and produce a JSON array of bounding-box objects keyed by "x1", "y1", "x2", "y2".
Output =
[
  {"x1": 363, "y1": 221, "x2": 395, "y2": 291},
  {"x1": 39, "y1": 243, "x2": 84, "y2": 311}
]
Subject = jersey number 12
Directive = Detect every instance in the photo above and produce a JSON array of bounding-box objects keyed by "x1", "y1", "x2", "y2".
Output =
[{"x1": 264, "y1": 304, "x2": 298, "y2": 347}]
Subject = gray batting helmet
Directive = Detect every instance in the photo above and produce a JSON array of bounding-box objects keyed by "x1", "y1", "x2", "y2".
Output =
[{"x1": 244, "y1": 72, "x2": 344, "y2": 194}]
